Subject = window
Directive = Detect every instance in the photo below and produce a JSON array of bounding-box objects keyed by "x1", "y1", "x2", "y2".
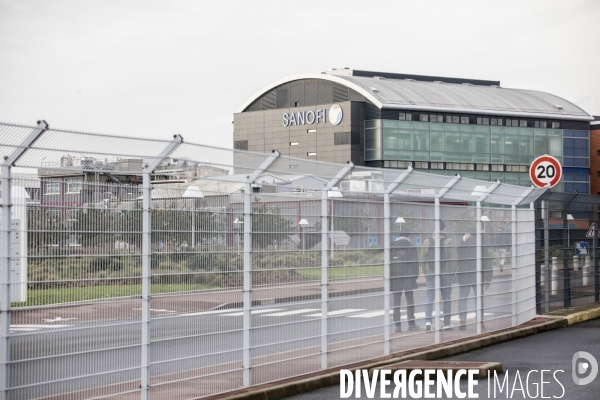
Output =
[
  {"x1": 491, "y1": 164, "x2": 505, "y2": 172},
  {"x1": 460, "y1": 116, "x2": 469, "y2": 124},
  {"x1": 294, "y1": 101, "x2": 299, "y2": 107},
  {"x1": 452, "y1": 115, "x2": 460, "y2": 124},
  {"x1": 597, "y1": 171, "x2": 600, "y2": 177},
  {"x1": 511, "y1": 119, "x2": 519, "y2": 127},
  {"x1": 307, "y1": 129, "x2": 316, "y2": 133},
  {"x1": 506, "y1": 165, "x2": 529, "y2": 172},
  {"x1": 290, "y1": 142, "x2": 299, "y2": 146},
  {"x1": 540, "y1": 121, "x2": 547, "y2": 128},
  {"x1": 497, "y1": 118, "x2": 503, "y2": 126},
  {"x1": 491, "y1": 118, "x2": 498, "y2": 126},
  {"x1": 519, "y1": 120, "x2": 527, "y2": 127},
  {"x1": 307, "y1": 152, "x2": 316, "y2": 156},
  {"x1": 476, "y1": 164, "x2": 490, "y2": 171},
  {"x1": 65, "y1": 209, "x2": 79, "y2": 221},
  {"x1": 419, "y1": 114, "x2": 429, "y2": 122},
  {"x1": 447, "y1": 163, "x2": 473, "y2": 170},
  {"x1": 45, "y1": 182, "x2": 60, "y2": 195},
  {"x1": 552, "y1": 121, "x2": 560, "y2": 129},
  {"x1": 477, "y1": 117, "x2": 490, "y2": 125},
  {"x1": 66, "y1": 178, "x2": 82, "y2": 193},
  {"x1": 334, "y1": 132, "x2": 351, "y2": 145},
  {"x1": 430, "y1": 162, "x2": 444, "y2": 169},
  {"x1": 234, "y1": 140, "x2": 248, "y2": 150},
  {"x1": 430, "y1": 115, "x2": 442, "y2": 123},
  {"x1": 414, "y1": 162, "x2": 428, "y2": 169},
  {"x1": 597, "y1": 150, "x2": 600, "y2": 156},
  {"x1": 399, "y1": 112, "x2": 412, "y2": 121}
]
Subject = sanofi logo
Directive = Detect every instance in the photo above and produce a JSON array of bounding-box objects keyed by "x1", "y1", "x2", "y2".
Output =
[
  {"x1": 329, "y1": 104, "x2": 343, "y2": 125},
  {"x1": 282, "y1": 104, "x2": 343, "y2": 127},
  {"x1": 572, "y1": 351, "x2": 598, "y2": 385}
]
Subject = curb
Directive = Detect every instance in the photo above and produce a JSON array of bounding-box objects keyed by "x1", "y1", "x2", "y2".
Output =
[{"x1": 211, "y1": 304, "x2": 600, "y2": 400}]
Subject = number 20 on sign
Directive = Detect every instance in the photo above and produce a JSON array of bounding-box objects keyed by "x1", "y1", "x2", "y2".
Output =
[{"x1": 529, "y1": 155, "x2": 562, "y2": 188}]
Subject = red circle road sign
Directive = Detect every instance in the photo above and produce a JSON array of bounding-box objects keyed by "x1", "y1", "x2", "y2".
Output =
[{"x1": 529, "y1": 155, "x2": 562, "y2": 188}]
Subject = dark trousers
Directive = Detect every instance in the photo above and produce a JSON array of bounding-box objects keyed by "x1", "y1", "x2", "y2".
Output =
[
  {"x1": 458, "y1": 283, "x2": 485, "y2": 321},
  {"x1": 392, "y1": 289, "x2": 416, "y2": 327}
]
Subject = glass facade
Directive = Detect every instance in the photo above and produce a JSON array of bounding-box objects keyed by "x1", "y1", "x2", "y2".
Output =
[{"x1": 366, "y1": 119, "x2": 590, "y2": 193}]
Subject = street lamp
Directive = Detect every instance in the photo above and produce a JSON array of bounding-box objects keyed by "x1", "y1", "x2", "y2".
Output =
[
  {"x1": 327, "y1": 187, "x2": 343, "y2": 258},
  {"x1": 299, "y1": 219, "x2": 309, "y2": 252},
  {"x1": 567, "y1": 214, "x2": 574, "y2": 246},
  {"x1": 234, "y1": 217, "x2": 243, "y2": 253},
  {"x1": 481, "y1": 215, "x2": 490, "y2": 232},
  {"x1": 183, "y1": 186, "x2": 204, "y2": 248}
]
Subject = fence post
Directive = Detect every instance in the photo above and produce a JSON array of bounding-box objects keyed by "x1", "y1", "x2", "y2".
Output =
[
  {"x1": 320, "y1": 162, "x2": 354, "y2": 369},
  {"x1": 140, "y1": 135, "x2": 183, "y2": 399},
  {"x1": 0, "y1": 165, "x2": 11, "y2": 400},
  {"x1": 543, "y1": 200, "x2": 550, "y2": 312},
  {"x1": 595, "y1": 205, "x2": 599, "y2": 302},
  {"x1": 243, "y1": 182, "x2": 252, "y2": 386},
  {"x1": 383, "y1": 193, "x2": 390, "y2": 355},
  {"x1": 141, "y1": 171, "x2": 152, "y2": 400},
  {"x1": 320, "y1": 189, "x2": 328, "y2": 369},
  {"x1": 562, "y1": 210, "x2": 571, "y2": 308},
  {"x1": 434, "y1": 198, "x2": 441, "y2": 343},
  {"x1": 511, "y1": 205, "x2": 517, "y2": 326},
  {"x1": 476, "y1": 202, "x2": 483, "y2": 335},
  {"x1": 0, "y1": 120, "x2": 48, "y2": 400}
]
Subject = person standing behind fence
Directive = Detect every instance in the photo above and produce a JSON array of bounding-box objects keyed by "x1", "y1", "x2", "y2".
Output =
[
  {"x1": 456, "y1": 227, "x2": 477, "y2": 330},
  {"x1": 418, "y1": 221, "x2": 457, "y2": 331},
  {"x1": 391, "y1": 236, "x2": 420, "y2": 332},
  {"x1": 496, "y1": 218, "x2": 511, "y2": 272}
]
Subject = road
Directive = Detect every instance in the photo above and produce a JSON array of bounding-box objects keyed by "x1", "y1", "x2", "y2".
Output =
[
  {"x1": 287, "y1": 317, "x2": 600, "y2": 400},
  {"x1": 9, "y1": 278, "x2": 517, "y2": 398}
]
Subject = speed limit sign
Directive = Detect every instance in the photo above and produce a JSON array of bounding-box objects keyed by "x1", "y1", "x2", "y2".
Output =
[{"x1": 530, "y1": 155, "x2": 562, "y2": 188}]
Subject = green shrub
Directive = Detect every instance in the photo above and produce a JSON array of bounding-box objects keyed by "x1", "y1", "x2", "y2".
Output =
[{"x1": 89, "y1": 257, "x2": 123, "y2": 271}]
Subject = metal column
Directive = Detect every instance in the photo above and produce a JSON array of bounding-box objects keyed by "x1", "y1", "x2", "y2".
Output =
[
  {"x1": 140, "y1": 135, "x2": 183, "y2": 399},
  {"x1": 242, "y1": 150, "x2": 280, "y2": 386},
  {"x1": 383, "y1": 193, "x2": 391, "y2": 355},
  {"x1": 140, "y1": 172, "x2": 152, "y2": 400},
  {"x1": 320, "y1": 162, "x2": 354, "y2": 369},
  {"x1": 434, "y1": 198, "x2": 441, "y2": 343},
  {"x1": 0, "y1": 165, "x2": 11, "y2": 400},
  {"x1": 320, "y1": 190, "x2": 328, "y2": 369},
  {"x1": 511, "y1": 205, "x2": 517, "y2": 326},
  {"x1": 243, "y1": 182, "x2": 252, "y2": 386},
  {"x1": 595, "y1": 205, "x2": 599, "y2": 302},
  {"x1": 0, "y1": 120, "x2": 48, "y2": 400},
  {"x1": 543, "y1": 200, "x2": 550, "y2": 312},
  {"x1": 476, "y1": 202, "x2": 483, "y2": 335}
]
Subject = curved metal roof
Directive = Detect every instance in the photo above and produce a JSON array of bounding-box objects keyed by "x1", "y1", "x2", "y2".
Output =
[{"x1": 238, "y1": 72, "x2": 593, "y2": 121}]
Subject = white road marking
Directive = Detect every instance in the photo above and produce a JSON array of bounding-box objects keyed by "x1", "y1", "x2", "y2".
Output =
[
  {"x1": 10, "y1": 324, "x2": 72, "y2": 332},
  {"x1": 262, "y1": 309, "x2": 320, "y2": 317},
  {"x1": 304, "y1": 309, "x2": 365, "y2": 317},
  {"x1": 348, "y1": 310, "x2": 396, "y2": 318},
  {"x1": 222, "y1": 309, "x2": 283, "y2": 316},
  {"x1": 185, "y1": 309, "x2": 242, "y2": 316}
]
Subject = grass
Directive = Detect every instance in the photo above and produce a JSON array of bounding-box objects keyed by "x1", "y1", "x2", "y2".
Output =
[
  {"x1": 297, "y1": 265, "x2": 383, "y2": 280},
  {"x1": 12, "y1": 283, "x2": 216, "y2": 307}
]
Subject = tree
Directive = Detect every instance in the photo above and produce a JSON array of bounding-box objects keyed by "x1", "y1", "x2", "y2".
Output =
[{"x1": 251, "y1": 202, "x2": 295, "y2": 250}]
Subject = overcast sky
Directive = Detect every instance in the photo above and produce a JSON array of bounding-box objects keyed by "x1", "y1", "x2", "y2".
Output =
[{"x1": 1, "y1": 0, "x2": 599, "y2": 150}]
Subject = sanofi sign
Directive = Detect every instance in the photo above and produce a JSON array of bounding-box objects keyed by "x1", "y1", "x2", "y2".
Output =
[{"x1": 283, "y1": 104, "x2": 343, "y2": 127}]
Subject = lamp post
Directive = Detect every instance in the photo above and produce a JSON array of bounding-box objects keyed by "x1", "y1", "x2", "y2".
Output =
[
  {"x1": 327, "y1": 187, "x2": 343, "y2": 258},
  {"x1": 567, "y1": 214, "x2": 574, "y2": 246},
  {"x1": 299, "y1": 219, "x2": 309, "y2": 252},
  {"x1": 183, "y1": 186, "x2": 204, "y2": 249},
  {"x1": 480, "y1": 215, "x2": 490, "y2": 232},
  {"x1": 395, "y1": 217, "x2": 405, "y2": 238},
  {"x1": 234, "y1": 217, "x2": 243, "y2": 253}
]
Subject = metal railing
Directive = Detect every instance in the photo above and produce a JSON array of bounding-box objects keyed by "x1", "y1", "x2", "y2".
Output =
[{"x1": 0, "y1": 120, "x2": 560, "y2": 399}]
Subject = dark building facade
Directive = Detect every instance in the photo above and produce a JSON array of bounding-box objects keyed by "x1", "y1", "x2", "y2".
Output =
[{"x1": 233, "y1": 69, "x2": 594, "y2": 193}]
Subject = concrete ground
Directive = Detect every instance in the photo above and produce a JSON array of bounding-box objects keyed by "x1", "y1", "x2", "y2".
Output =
[{"x1": 215, "y1": 303, "x2": 600, "y2": 400}]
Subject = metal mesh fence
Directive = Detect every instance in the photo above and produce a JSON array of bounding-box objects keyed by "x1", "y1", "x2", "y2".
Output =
[{"x1": 0, "y1": 120, "x2": 567, "y2": 399}]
